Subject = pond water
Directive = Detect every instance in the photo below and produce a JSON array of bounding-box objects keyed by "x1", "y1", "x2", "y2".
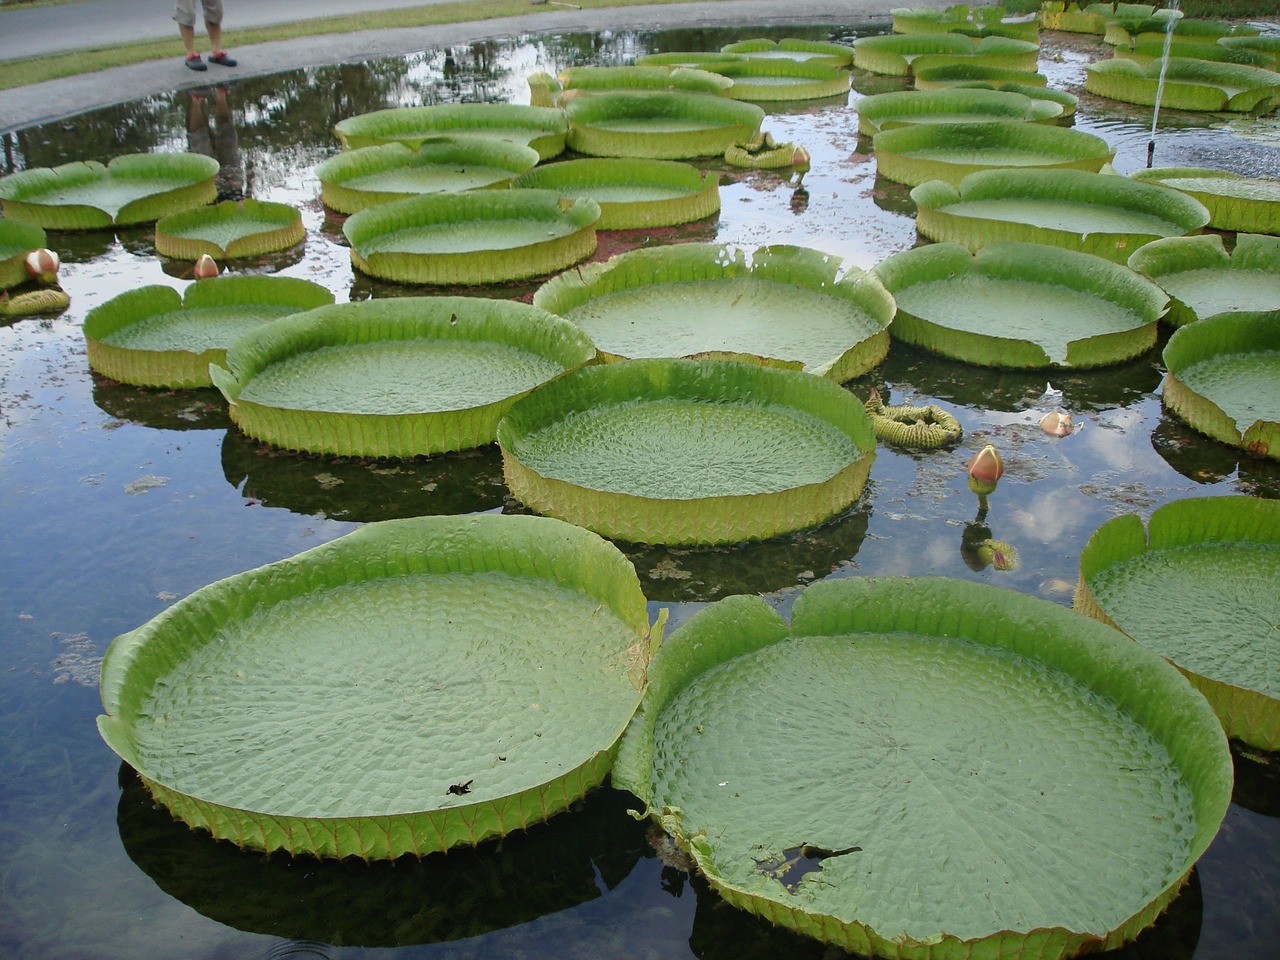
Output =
[{"x1": 2, "y1": 17, "x2": 1279, "y2": 960}]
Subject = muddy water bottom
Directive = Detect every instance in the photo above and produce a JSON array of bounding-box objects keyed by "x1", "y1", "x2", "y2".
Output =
[{"x1": 2, "y1": 20, "x2": 1278, "y2": 960}]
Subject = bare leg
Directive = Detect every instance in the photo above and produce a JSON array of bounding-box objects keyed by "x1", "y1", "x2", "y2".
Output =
[
  {"x1": 206, "y1": 21, "x2": 222, "y2": 56},
  {"x1": 179, "y1": 23, "x2": 197, "y2": 58}
]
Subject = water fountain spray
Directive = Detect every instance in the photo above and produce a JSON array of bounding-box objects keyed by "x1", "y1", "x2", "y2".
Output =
[{"x1": 1148, "y1": 0, "x2": 1182, "y2": 167}]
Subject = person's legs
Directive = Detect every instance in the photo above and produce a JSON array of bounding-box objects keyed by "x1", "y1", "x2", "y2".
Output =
[
  {"x1": 201, "y1": 0, "x2": 236, "y2": 66},
  {"x1": 175, "y1": 0, "x2": 206, "y2": 68}
]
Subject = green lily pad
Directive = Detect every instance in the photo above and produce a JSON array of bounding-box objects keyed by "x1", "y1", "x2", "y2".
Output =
[
  {"x1": 719, "y1": 38, "x2": 855, "y2": 68},
  {"x1": 854, "y1": 87, "x2": 1063, "y2": 136},
  {"x1": 83, "y1": 275, "x2": 335, "y2": 388},
  {"x1": 0, "y1": 152, "x2": 219, "y2": 229},
  {"x1": 612, "y1": 576, "x2": 1232, "y2": 959},
  {"x1": 1084, "y1": 57, "x2": 1280, "y2": 112},
  {"x1": 854, "y1": 34, "x2": 1040, "y2": 77},
  {"x1": 333, "y1": 104, "x2": 568, "y2": 161},
  {"x1": 874, "y1": 241, "x2": 1166, "y2": 368},
  {"x1": 1041, "y1": 3, "x2": 1171, "y2": 36},
  {"x1": 0, "y1": 219, "x2": 46, "y2": 290},
  {"x1": 703, "y1": 59, "x2": 851, "y2": 102},
  {"x1": 563, "y1": 92, "x2": 764, "y2": 160},
  {"x1": 1112, "y1": 37, "x2": 1275, "y2": 71},
  {"x1": 911, "y1": 168, "x2": 1211, "y2": 262},
  {"x1": 873, "y1": 121, "x2": 1113, "y2": 187},
  {"x1": 1160, "y1": 311, "x2": 1280, "y2": 461},
  {"x1": 893, "y1": 6, "x2": 1042, "y2": 43},
  {"x1": 554, "y1": 65, "x2": 735, "y2": 100},
  {"x1": 498, "y1": 357, "x2": 877, "y2": 545},
  {"x1": 634, "y1": 51, "x2": 748, "y2": 69},
  {"x1": 97, "y1": 513, "x2": 655, "y2": 859},
  {"x1": 912, "y1": 62, "x2": 1048, "y2": 90},
  {"x1": 533, "y1": 243, "x2": 895, "y2": 380},
  {"x1": 512, "y1": 158, "x2": 719, "y2": 230},
  {"x1": 342, "y1": 189, "x2": 600, "y2": 285},
  {"x1": 1127, "y1": 234, "x2": 1280, "y2": 327},
  {"x1": 1129, "y1": 166, "x2": 1280, "y2": 236},
  {"x1": 314, "y1": 138, "x2": 541, "y2": 214},
  {"x1": 154, "y1": 199, "x2": 304, "y2": 260},
  {"x1": 208, "y1": 296, "x2": 597, "y2": 457},
  {"x1": 1076, "y1": 496, "x2": 1280, "y2": 750}
]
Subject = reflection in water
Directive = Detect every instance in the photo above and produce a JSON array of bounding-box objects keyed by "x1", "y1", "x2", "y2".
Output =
[
  {"x1": 91, "y1": 376, "x2": 232, "y2": 431},
  {"x1": 187, "y1": 86, "x2": 245, "y2": 201}
]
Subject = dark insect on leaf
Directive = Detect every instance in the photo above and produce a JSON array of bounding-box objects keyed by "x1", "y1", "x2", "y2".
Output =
[{"x1": 447, "y1": 779, "x2": 473, "y2": 796}]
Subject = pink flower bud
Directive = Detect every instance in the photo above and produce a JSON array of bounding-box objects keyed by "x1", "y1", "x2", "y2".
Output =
[
  {"x1": 25, "y1": 248, "x2": 60, "y2": 284},
  {"x1": 1039, "y1": 410, "x2": 1074, "y2": 436},
  {"x1": 966, "y1": 444, "x2": 1003, "y2": 493},
  {"x1": 193, "y1": 254, "x2": 220, "y2": 280}
]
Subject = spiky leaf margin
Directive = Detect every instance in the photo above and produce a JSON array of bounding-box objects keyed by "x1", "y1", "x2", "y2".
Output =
[
  {"x1": 512, "y1": 158, "x2": 720, "y2": 230},
  {"x1": 498, "y1": 358, "x2": 877, "y2": 546},
  {"x1": 98, "y1": 513, "x2": 654, "y2": 859},
  {"x1": 1075, "y1": 496, "x2": 1280, "y2": 749},
  {"x1": 563, "y1": 92, "x2": 764, "y2": 160},
  {"x1": 613, "y1": 576, "x2": 1232, "y2": 960},
  {"x1": 154, "y1": 199, "x2": 305, "y2": 259},
  {"x1": 209, "y1": 295, "x2": 597, "y2": 457}
]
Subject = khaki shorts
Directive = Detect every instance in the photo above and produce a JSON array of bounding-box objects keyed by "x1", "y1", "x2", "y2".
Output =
[{"x1": 174, "y1": 0, "x2": 224, "y2": 28}]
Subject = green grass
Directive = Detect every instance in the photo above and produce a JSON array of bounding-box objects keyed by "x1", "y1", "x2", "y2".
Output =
[
  {"x1": 1001, "y1": 0, "x2": 1279, "y2": 15},
  {"x1": 0, "y1": 0, "x2": 732, "y2": 91}
]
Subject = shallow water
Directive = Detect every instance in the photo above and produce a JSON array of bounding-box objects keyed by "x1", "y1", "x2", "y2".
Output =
[{"x1": 1, "y1": 19, "x2": 1278, "y2": 960}]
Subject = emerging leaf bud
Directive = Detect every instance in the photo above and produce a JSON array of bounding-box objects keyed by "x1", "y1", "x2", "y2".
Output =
[
  {"x1": 25, "y1": 248, "x2": 60, "y2": 284},
  {"x1": 193, "y1": 254, "x2": 220, "y2": 280},
  {"x1": 1039, "y1": 410, "x2": 1074, "y2": 436},
  {"x1": 966, "y1": 444, "x2": 1003, "y2": 496}
]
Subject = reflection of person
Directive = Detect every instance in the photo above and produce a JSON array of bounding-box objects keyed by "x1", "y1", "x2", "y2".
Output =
[
  {"x1": 187, "y1": 87, "x2": 245, "y2": 201},
  {"x1": 176, "y1": 1, "x2": 237, "y2": 72}
]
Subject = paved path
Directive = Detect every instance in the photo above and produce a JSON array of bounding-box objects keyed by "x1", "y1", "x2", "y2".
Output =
[{"x1": 0, "y1": 0, "x2": 930, "y2": 131}]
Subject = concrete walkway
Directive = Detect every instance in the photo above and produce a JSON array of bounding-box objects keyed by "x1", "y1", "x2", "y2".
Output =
[{"x1": 0, "y1": 0, "x2": 927, "y2": 131}]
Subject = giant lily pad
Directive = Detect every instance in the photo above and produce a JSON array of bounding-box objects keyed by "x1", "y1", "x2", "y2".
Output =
[
  {"x1": 854, "y1": 34, "x2": 1040, "y2": 77},
  {"x1": 703, "y1": 59, "x2": 851, "y2": 102},
  {"x1": 874, "y1": 241, "x2": 1166, "y2": 368},
  {"x1": 497, "y1": 358, "x2": 877, "y2": 545},
  {"x1": 612, "y1": 576, "x2": 1232, "y2": 959},
  {"x1": 912, "y1": 62, "x2": 1048, "y2": 90},
  {"x1": 854, "y1": 87, "x2": 1063, "y2": 136},
  {"x1": 84, "y1": 275, "x2": 335, "y2": 388},
  {"x1": 208, "y1": 296, "x2": 597, "y2": 457},
  {"x1": 634, "y1": 51, "x2": 748, "y2": 69},
  {"x1": 0, "y1": 219, "x2": 46, "y2": 290},
  {"x1": 873, "y1": 121, "x2": 1113, "y2": 187},
  {"x1": 911, "y1": 168, "x2": 1211, "y2": 262},
  {"x1": 333, "y1": 104, "x2": 568, "y2": 160},
  {"x1": 1084, "y1": 57, "x2": 1280, "y2": 112},
  {"x1": 1127, "y1": 234, "x2": 1280, "y2": 328},
  {"x1": 97, "y1": 513, "x2": 656, "y2": 859},
  {"x1": 1076, "y1": 496, "x2": 1280, "y2": 750},
  {"x1": 1160, "y1": 311, "x2": 1280, "y2": 461},
  {"x1": 0, "y1": 153, "x2": 219, "y2": 229},
  {"x1": 563, "y1": 92, "x2": 764, "y2": 160},
  {"x1": 533, "y1": 243, "x2": 895, "y2": 380},
  {"x1": 342, "y1": 189, "x2": 600, "y2": 285},
  {"x1": 1040, "y1": 3, "x2": 1170, "y2": 35},
  {"x1": 1111, "y1": 37, "x2": 1275, "y2": 70},
  {"x1": 512, "y1": 158, "x2": 719, "y2": 230},
  {"x1": 554, "y1": 65, "x2": 734, "y2": 100},
  {"x1": 1129, "y1": 166, "x2": 1280, "y2": 236},
  {"x1": 893, "y1": 6, "x2": 1042, "y2": 43},
  {"x1": 154, "y1": 199, "x2": 304, "y2": 260},
  {"x1": 720, "y1": 38, "x2": 855, "y2": 68},
  {"x1": 314, "y1": 138, "x2": 541, "y2": 214}
]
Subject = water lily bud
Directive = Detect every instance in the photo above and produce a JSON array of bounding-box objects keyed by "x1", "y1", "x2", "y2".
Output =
[
  {"x1": 1039, "y1": 410, "x2": 1074, "y2": 436},
  {"x1": 977, "y1": 539, "x2": 1019, "y2": 572},
  {"x1": 791, "y1": 145, "x2": 811, "y2": 173},
  {"x1": 193, "y1": 254, "x2": 220, "y2": 279},
  {"x1": 24, "y1": 248, "x2": 60, "y2": 284},
  {"x1": 966, "y1": 444, "x2": 1003, "y2": 496}
]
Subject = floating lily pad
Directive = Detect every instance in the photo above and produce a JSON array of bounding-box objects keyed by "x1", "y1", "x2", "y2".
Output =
[
  {"x1": 533, "y1": 243, "x2": 894, "y2": 379},
  {"x1": 97, "y1": 513, "x2": 655, "y2": 859},
  {"x1": 0, "y1": 219, "x2": 46, "y2": 290},
  {"x1": 894, "y1": 7, "x2": 1042, "y2": 43},
  {"x1": 1129, "y1": 166, "x2": 1280, "y2": 236},
  {"x1": 873, "y1": 121, "x2": 1113, "y2": 187},
  {"x1": 719, "y1": 38, "x2": 855, "y2": 68},
  {"x1": 1076, "y1": 496, "x2": 1280, "y2": 750},
  {"x1": 0, "y1": 152, "x2": 219, "y2": 229},
  {"x1": 342, "y1": 189, "x2": 600, "y2": 285},
  {"x1": 912, "y1": 62, "x2": 1048, "y2": 89},
  {"x1": 563, "y1": 92, "x2": 764, "y2": 159},
  {"x1": 512, "y1": 158, "x2": 719, "y2": 230},
  {"x1": 1084, "y1": 57, "x2": 1280, "y2": 112},
  {"x1": 874, "y1": 241, "x2": 1166, "y2": 367},
  {"x1": 208, "y1": 296, "x2": 596, "y2": 457},
  {"x1": 854, "y1": 87, "x2": 1062, "y2": 135},
  {"x1": 634, "y1": 51, "x2": 748, "y2": 69},
  {"x1": 703, "y1": 59, "x2": 851, "y2": 102},
  {"x1": 333, "y1": 104, "x2": 568, "y2": 160},
  {"x1": 1112, "y1": 37, "x2": 1275, "y2": 70},
  {"x1": 154, "y1": 199, "x2": 304, "y2": 260},
  {"x1": 1127, "y1": 234, "x2": 1280, "y2": 327},
  {"x1": 1041, "y1": 2, "x2": 1170, "y2": 35},
  {"x1": 315, "y1": 138, "x2": 541, "y2": 214},
  {"x1": 854, "y1": 34, "x2": 1040, "y2": 77},
  {"x1": 911, "y1": 168, "x2": 1211, "y2": 262},
  {"x1": 84, "y1": 275, "x2": 334, "y2": 388},
  {"x1": 555, "y1": 65, "x2": 735, "y2": 99},
  {"x1": 1160, "y1": 311, "x2": 1280, "y2": 460},
  {"x1": 612, "y1": 576, "x2": 1232, "y2": 959},
  {"x1": 498, "y1": 358, "x2": 877, "y2": 545}
]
